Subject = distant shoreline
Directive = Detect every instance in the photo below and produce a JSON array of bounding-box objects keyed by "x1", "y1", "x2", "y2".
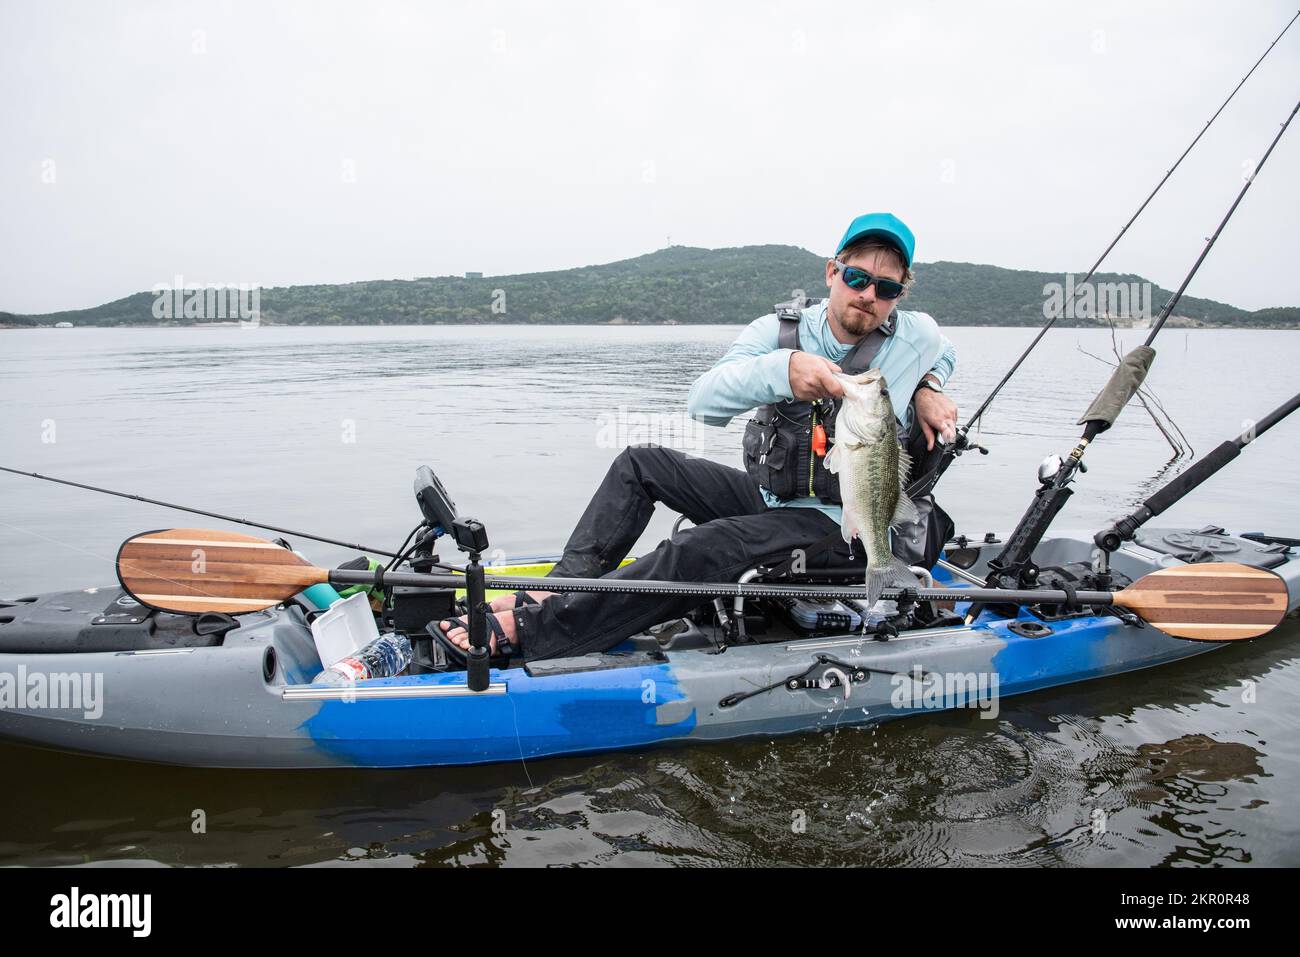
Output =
[{"x1": 4, "y1": 247, "x2": 1297, "y2": 330}]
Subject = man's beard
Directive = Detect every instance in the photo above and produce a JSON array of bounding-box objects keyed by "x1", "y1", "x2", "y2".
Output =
[{"x1": 837, "y1": 301, "x2": 885, "y2": 336}]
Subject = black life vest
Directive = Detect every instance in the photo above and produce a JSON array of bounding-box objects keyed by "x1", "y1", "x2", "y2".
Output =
[{"x1": 742, "y1": 297, "x2": 900, "y2": 505}]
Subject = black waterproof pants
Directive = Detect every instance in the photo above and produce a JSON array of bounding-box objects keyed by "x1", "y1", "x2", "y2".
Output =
[{"x1": 513, "y1": 444, "x2": 860, "y2": 661}]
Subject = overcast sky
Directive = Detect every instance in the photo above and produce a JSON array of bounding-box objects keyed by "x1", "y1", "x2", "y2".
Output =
[{"x1": 2, "y1": 0, "x2": 1297, "y2": 314}]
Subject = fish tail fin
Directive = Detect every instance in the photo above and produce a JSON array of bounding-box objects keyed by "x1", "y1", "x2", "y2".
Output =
[
  {"x1": 865, "y1": 567, "x2": 885, "y2": 607},
  {"x1": 865, "y1": 556, "x2": 921, "y2": 607}
]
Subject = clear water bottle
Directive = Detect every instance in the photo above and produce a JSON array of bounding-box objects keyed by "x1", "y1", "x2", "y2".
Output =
[{"x1": 313, "y1": 633, "x2": 412, "y2": 685}]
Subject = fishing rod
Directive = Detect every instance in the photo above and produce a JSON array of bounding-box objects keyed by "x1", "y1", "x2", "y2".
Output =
[
  {"x1": 1093, "y1": 390, "x2": 1300, "y2": 554},
  {"x1": 906, "y1": 9, "x2": 1300, "y2": 499},
  {"x1": 977, "y1": 96, "x2": 1300, "y2": 594},
  {"x1": 0, "y1": 465, "x2": 401, "y2": 558},
  {"x1": 966, "y1": 8, "x2": 1298, "y2": 432},
  {"x1": 1144, "y1": 116, "x2": 1300, "y2": 344}
]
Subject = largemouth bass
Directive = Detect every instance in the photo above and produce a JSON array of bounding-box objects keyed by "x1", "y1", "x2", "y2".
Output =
[{"x1": 824, "y1": 369, "x2": 920, "y2": 606}]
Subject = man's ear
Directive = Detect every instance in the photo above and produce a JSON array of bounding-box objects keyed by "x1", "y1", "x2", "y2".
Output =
[{"x1": 824, "y1": 259, "x2": 837, "y2": 289}]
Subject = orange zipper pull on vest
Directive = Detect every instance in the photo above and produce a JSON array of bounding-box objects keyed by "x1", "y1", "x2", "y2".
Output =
[{"x1": 812, "y1": 423, "x2": 827, "y2": 457}]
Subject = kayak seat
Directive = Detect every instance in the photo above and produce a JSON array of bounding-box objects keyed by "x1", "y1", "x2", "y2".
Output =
[{"x1": 0, "y1": 588, "x2": 231, "y2": 655}]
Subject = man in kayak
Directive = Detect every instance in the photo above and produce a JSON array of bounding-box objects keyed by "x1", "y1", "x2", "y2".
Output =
[{"x1": 437, "y1": 212, "x2": 958, "y2": 662}]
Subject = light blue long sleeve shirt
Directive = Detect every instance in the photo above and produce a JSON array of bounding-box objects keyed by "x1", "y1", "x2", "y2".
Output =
[{"x1": 686, "y1": 301, "x2": 956, "y2": 522}]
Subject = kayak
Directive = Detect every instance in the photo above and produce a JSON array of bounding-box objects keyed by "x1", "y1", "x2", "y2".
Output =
[
  {"x1": 2, "y1": 524, "x2": 1295, "y2": 769},
  {"x1": 4, "y1": 48, "x2": 1298, "y2": 772}
]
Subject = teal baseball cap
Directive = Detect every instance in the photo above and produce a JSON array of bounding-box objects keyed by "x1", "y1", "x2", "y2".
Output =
[{"x1": 835, "y1": 212, "x2": 915, "y2": 267}]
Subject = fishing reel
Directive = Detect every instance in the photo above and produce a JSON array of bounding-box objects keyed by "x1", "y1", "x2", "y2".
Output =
[
  {"x1": 906, "y1": 425, "x2": 988, "y2": 500},
  {"x1": 949, "y1": 426, "x2": 989, "y2": 458},
  {"x1": 1037, "y1": 453, "x2": 1087, "y2": 488}
]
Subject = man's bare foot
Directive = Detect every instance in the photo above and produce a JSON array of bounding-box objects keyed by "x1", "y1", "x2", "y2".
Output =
[
  {"x1": 438, "y1": 608, "x2": 519, "y2": 655},
  {"x1": 437, "y1": 591, "x2": 555, "y2": 655}
]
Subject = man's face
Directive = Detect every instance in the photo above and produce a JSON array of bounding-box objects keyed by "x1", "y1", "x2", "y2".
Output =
[{"x1": 824, "y1": 246, "x2": 906, "y2": 339}]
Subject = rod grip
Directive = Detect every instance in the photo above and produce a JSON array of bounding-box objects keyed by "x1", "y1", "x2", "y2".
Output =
[
  {"x1": 1144, "y1": 440, "x2": 1240, "y2": 517},
  {"x1": 1093, "y1": 440, "x2": 1240, "y2": 552}
]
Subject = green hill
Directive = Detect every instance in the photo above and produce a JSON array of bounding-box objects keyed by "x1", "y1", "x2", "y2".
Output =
[{"x1": 3, "y1": 245, "x2": 1296, "y2": 328}]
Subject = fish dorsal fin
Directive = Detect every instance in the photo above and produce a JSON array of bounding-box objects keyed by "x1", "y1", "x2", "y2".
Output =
[{"x1": 896, "y1": 446, "x2": 913, "y2": 487}]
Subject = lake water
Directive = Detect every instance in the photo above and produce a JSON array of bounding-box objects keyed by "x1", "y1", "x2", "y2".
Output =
[{"x1": 1, "y1": 324, "x2": 1298, "y2": 866}]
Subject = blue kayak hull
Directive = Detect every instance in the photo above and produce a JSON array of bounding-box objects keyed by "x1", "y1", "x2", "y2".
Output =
[
  {"x1": 1, "y1": 529, "x2": 1294, "y2": 768},
  {"x1": 0, "y1": 607, "x2": 1227, "y2": 769}
]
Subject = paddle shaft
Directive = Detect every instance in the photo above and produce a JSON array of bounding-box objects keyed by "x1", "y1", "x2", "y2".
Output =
[
  {"x1": 324, "y1": 566, "x2": 1118, "y2": 607},
  {"x1": 116, "y1": 529, "x2": 1288, "y2": 640},
  {"x1": 331, "y1": 566, "x2": 1283, "y2": 640}
]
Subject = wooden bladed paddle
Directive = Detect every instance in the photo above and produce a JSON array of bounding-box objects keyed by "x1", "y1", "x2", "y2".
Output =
[{"x1": 116, "y1": 528, "x2": 1292, "y2": 641}]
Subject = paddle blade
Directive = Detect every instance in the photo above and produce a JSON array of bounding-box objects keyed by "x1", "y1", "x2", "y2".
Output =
[
  {"x1": 1114, "y1": 562, "x2": 1291, "y2": 640},
  {"x1": 117, "y1": 528, "x2": 326, "y2": 615}
]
